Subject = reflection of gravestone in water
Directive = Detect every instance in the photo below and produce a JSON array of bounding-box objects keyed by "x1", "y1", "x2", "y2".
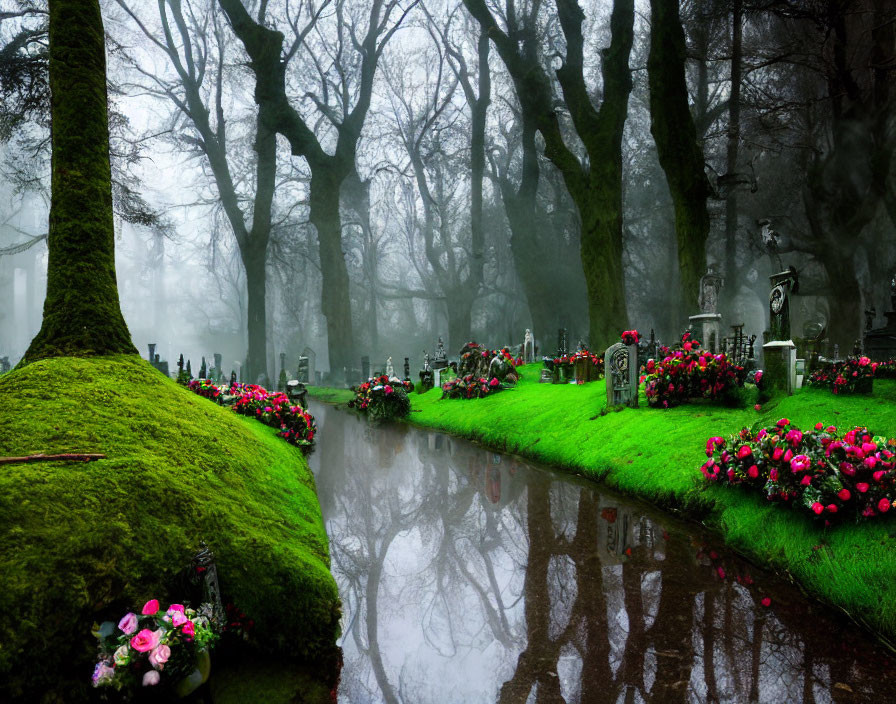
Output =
[{"x1": 604, "y1": 342, "x2": 638, "y2": 408}]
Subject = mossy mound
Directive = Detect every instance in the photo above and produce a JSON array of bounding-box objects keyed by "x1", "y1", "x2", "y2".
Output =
[
  {"x1": 0, "y1": 356, "x2": 340, "y2": 701},
  {"x1": 308, "y1": 366, "x2": 896, "y2": 644}
]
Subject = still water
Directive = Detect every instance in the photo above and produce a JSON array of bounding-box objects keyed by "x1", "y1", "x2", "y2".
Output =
[{"x1": 307, "y1": 401, "x2": 896, "y2": 704}]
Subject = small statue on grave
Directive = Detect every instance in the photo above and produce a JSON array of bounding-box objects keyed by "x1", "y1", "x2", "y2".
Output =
[
  {"x1": 423, "y1": 351, "x2": 431, "y2": 372},
  {"x1": 386, "y1": 356, "x2": 394, "y2": 378},
  {"x1": 523, "y1": 329, "x2": 535, "y2": 363},
  {"x1": 435, "y1": 337, "x2": 446, "y2": 361},
  {"x1": 698, "y1": 265, "x2": 724, "y2": 314},
  {"x1": 865, "y1": 307, "x2": 877, "y2": 332}
]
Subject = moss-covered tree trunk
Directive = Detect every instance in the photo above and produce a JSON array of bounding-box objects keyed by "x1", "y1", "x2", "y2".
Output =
[
  {"x1": 23, "y1": 0, "x2": 136, "y2": 363},
  {"x1": 310, "y1": 171, "x2": 354, "y2": 377},
  {"x1": 647, "y1": 0, "x2": 712, "y2": 318}
]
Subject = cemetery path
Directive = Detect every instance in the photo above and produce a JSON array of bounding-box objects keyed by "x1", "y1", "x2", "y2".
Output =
[{"x1": 308, "y1": 400, "x2": 896, "y2": 704}]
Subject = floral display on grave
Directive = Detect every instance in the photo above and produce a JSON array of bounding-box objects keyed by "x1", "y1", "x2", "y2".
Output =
[
  {"x1": 442, "y1": 343, "x2": 522, "y2": 400},
  {"x1": 621, "y1": 329, "x2": 640, "y2": 345},
  {"x1": 643, "y1": 332, "x2": 747, "y2": 408},
  {"x1": 91, "y1": 599, "x2": 218, "y2": 692},
  {"x1": 808, "y1": 357, "x2": 877, "y2": 394},
  {"x1": 185, "y1": 380, "x2": 317, "y2": 449},
  {"x1": 348, "y1": 375, "x2": 414, "y2": 420},
  {"x1": 875, "y1": 360, "x2": 896, "y2": 378},
  {"x1": 703, "y1": 419, "x2": 896, "y2": 521}
]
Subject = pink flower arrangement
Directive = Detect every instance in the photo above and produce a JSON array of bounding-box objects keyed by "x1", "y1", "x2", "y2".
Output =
[
  {"x1": 644, "y1": 333, "x2": 746, "y2": 408},
  {"x1": 808, "y1": 358, "x2": 875, "y2": 395},
  {"x1": 348, "y1": 375, "x2": 414, "y2": 420},
  {"x1": 621, "y1": 330, "x2": 640, "y2": 345},
  {"x1": 92, "y1": 599, "x2": 218, "y2": 691},
  {"x1": 702, "y1": 419, "x2": 896, "y2": 521}
]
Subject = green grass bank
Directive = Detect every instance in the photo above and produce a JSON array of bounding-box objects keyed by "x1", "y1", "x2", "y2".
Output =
[
  {"x1": 308, "y1": 365, "x2": 896, "y2": 644},
  {"x1": 0, "y1": 356, "x2": 340, "y2": 702}
]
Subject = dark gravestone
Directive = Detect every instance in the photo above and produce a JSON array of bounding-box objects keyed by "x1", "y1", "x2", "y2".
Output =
[
  {"x1": 297, "y1": 356, "x2": 309, "y2": 383},
  {"x1": 361, "y1": 356, "x2": 370, "y2": 380},
  {"x1": 864, "y1": 274, "x2": 896, "y2": 361},
  {"x1": 768, "y1": 267, "x2": 799, "y2": 341},
  {"x1": 214, "y1": 353, "x2": 223, "y2": 382},
  {"x1": 199, "y1": 357, "x2": 207, "y2": 379},
  {"x1": 404, "y1": 357, "x2": 410, "y2": 381},
  {"x1": 605, "y1": 342, "x2": 638, "y2": 408}
]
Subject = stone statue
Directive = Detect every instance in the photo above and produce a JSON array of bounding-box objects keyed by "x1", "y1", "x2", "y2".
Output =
[
  {"x1": 698, "y1": 265, "x2": 723, "y2": 314},
  {"x1": 435, "y1": 337, "x2": 446, "y2": 360},
  {"x1": 523, "y1": 329, "x2": 535, "y2": 363},
  {"x1": 423, "y1": 351, "x2": 431, "y2": 372},
  {"x1": 386, "y1": 356, "x2": 394, "y2": 378}
]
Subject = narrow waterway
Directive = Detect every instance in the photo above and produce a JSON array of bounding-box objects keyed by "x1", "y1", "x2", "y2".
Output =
[{"x1": 307, "y1": 401, "x2": 896, "y2": 704}]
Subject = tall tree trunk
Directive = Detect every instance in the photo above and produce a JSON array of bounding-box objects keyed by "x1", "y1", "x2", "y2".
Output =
[
  {"x1": 647, "y1": 0, "x2": 712, "y2": 318},
  {"x1": 24, "y1": 0, "x2": 136, "y2": 363},
  {"x1": 310, "y1": 171, "x2": 354, "y2": 377},
  {"x1": 242, "y1": 244, "x2": 268, "y2": 385},
  {"x1": 462, "y1": 0, "x2": 634, "y2": 352},
  {"x1": 446, "y1": 296, "x2": 473, "y2": 352},
  {"x1": 724, "y1": 0, "x2": 743, "y2": 297}
]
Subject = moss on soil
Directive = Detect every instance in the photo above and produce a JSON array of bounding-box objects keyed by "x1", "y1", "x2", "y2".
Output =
[
  {"x1": 308, "y1": 365, "x2": 896, "y2": 644},
  {"x1": 0, "y1": 356, "x2": 339, "y2": 701}
]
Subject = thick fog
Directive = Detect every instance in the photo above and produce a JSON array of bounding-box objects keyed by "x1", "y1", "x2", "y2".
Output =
[{"x1": 1, "y1": 0, "x2": 894, "y2": 381}]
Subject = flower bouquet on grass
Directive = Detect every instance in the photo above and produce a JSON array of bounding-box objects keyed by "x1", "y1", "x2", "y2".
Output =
[
  {"x1": 229, "y1": 383, "x2": 317, "y2": 448},
  {"x1": 702, "y1": 418, "x2": 896, "y2": 521},
  {"x1": 808, "y1": 356, "x2": 876, "y2": 394},
  {"x1": 348, "y1": 375, "x2": 414, "y2": 420},
  {"x1": 442, "y1": 374, "x2": 508, "y2": 399},
  {"x1": 92, "y1": 599, "x2": 218, "y2": 694},
  {"x1": 187, "y1": 379, "x2": 223, "y2": 403}
]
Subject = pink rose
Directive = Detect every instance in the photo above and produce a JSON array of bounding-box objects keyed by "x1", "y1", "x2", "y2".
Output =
[
  {"x1": 737, "y1": 445, "x2": 753, "y2": 460},
  {"x1": 790, "y1": 455, "x2": 811, "y2": 472},
  {"x1": 142, "y1": 670, "x2": 161, "y2": 687},
  {"x1": 149, "y1": 644, "x2": 171, "y2": 670},
  {"x1": 171, "y1": 610, "x2": 188, "y2": 627},
  {"x1": 118, "y1": 612, "x2": 138, "y2": 635},
  {"x1": 182, "y1": 620, "x2": 195, "y2": 639},
  {"x1": 856, "y1": 483, "x2": 869, "y2": 493},
  {"x1": 130, "y1": 629, "x2": 161, "y2": 653},
  {"x1": 776, "y1": 418, "x2": 790, "y2": 428},
  {"x1": 747, "y1": 465, "x2": 759, "y2": 479},
  {"x1": 879, "y1": 498, "x2": 891, "y2": 513},
  {"x1": 838, "y1": 488, "x2": 851, "y2": 501},
  {"x1": 811, "y1": 502, "x2": 824, "y2": 515},
  {"x1": 141, "y1": 599, "x2": 160, "y2": 616},
  {"x1": 167, "y1": 604, "x2": 185, "y2": 613}
]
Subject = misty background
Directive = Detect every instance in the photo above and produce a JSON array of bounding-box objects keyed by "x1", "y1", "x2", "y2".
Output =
[{"x1": 1, "y1": 0, "x2": 893, "y2": 382}]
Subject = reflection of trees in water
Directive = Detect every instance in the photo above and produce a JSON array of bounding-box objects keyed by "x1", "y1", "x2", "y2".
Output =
[{"x1": 311, "y1": 406, "x2": 894, "y2": 704}]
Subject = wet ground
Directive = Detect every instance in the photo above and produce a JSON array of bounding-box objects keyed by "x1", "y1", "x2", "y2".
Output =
[{"x1": 307, "y1": 401, "x2": 896, "y2": 704}]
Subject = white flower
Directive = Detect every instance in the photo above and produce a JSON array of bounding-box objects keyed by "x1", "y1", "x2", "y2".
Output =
[
  {"x1": 142, "y1": 670, "x2": 161, "y2": 686},
  {"x1": 113, "y1": 645, "x2": 130, "y2": 667}
]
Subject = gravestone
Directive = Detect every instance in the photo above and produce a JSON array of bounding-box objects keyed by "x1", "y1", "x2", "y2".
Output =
[
  {"x1": 404, "y1": 357, "x2": 410, "y2": 380},
  {"x1": 297, "y1": 356, "x2": 309, "y2": 383},
  {"x1": 302, "y1": 347, "x2": 316, "y2": 385},
  {"x1": 361, "y1": 355, "x2": 370, "y2": 381},
  {"x1": 230, "y1": 370, "x2": 237, "y2": 386},
  {"x1": 762, "y1": 340, "x2": 797, "y2": 395},
  {"x1": 199, "y1": 357, "x2": 207, "y2": 379},
  {"x1": 768, "y1": 267, "x2": 799, "y2": 341},
  {"x1": 523, "y1": 329, "x2": 535, "y2": 363},
  {"x1": 214, "y1": 353, "x2": 223, "y2": 382},
  {"x1": 557, "y1": 328, "x2": 569, "y2": 357},
  {"x1": 432, "y1": 337, "x2": 448, "y2": 371},
  {"x1": 278, "y1": 352, "x2": 288, "y2": 391},
  {"x1": 689, "y1": 266, "x2": 724, "y2": 353},
  {"x1": 864, "y1": 274, "x2": 896, "y2": 361},
  {"x1": 148, "y1": 343, "x2": 156, "y2": 362},
  {"x1": 604, "y1": 342, "x2": 638, "y2": 408},
  {"x1": 539, "y1": 368, "x2": 553, "y2": 383}
]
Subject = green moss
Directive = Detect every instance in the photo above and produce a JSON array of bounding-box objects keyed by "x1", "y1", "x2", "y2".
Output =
[
  {"x1": 0, "y1": 356, "x2": 339, "y2": 701},
  {"x1": 306, "y1": 386, "x2": 354, "y2": 404},
  {"x1": 210, "y1": 654, "x2": 334, "y2": 704},
  {"x1": 317, "y1": 365, "x2": 896, "y2": 644}
]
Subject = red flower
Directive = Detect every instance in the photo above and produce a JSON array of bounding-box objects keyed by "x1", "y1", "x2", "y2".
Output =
[
  {"x1": 878, "y1": 498, "x2": 891, "y2": 513},
  {"x1": 761, "y1": 597, "x2": 771, "y2": 607},
  {"x1": 837, "y1": 488, "x2": 851, "y2": 501},
  {"x1": 811, "y1": 502, "x2": 824, "y2": 515}
]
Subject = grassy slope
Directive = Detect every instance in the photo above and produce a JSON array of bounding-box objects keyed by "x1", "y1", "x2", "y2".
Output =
[
  {"x1": 308, "y1": 366, "x2": 896, "y2": 642},
  {"x1": 0, "y1": 356, "x2": 339, "y2": 701}
]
